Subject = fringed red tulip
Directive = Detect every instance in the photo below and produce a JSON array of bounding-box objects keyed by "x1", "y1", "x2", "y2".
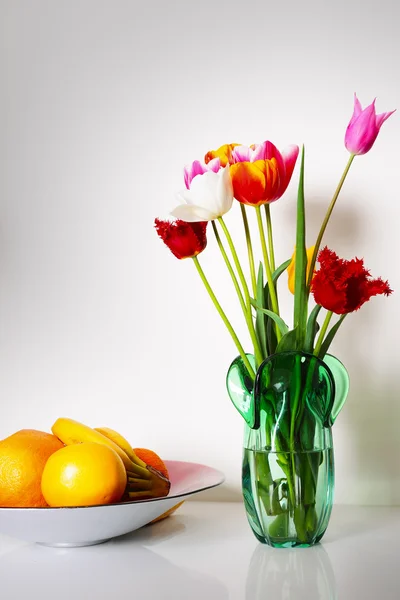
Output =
[
  {"x1": 311, "y1": 247, "x2": 392, "y2": 314},
  {"x1": 154, "y1": 219, "x2": 208, "y2": 260}
]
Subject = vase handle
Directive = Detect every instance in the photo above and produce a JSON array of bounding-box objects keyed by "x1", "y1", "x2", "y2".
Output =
[
  {"x1": 226, "y1": 354, "x2": 259, "y2": 429},
  {"x1": 324, "y1": 354, "x2": 350, "y2": 425}
]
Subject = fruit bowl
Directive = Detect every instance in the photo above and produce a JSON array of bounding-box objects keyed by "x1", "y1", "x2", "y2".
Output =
[{"x1": 0, "y1": 460, "x2": 224, "y2": 547}]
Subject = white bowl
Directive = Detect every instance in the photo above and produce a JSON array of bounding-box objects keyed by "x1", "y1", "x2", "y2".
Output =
[{"x1": 0, "y1": 460, "x2": 224, "y2": 547}]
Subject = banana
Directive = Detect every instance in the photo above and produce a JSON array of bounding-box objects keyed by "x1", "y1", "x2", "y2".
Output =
[
  {"x1": 94, "y1": 427, "x2": 146, "y2": 469},
  {"x1": 141, "y1": 465, "x2": 170, "y2": 499},
  {"x1": 95, "y1": 426, "x2": 171, "y2": 500},
  {"x1": 51, "y1": 418, "x2": 171, "y2": 500},
  {"x1": 127, "y1": 465, "x2": 171, "y2": 500},
  {"x1": 51, "y1": 418, "x2": 150, "y2": 479}
]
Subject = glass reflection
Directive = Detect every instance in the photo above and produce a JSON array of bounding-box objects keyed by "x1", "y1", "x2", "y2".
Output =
[{"x1": 246, "y1": 543, "x2": 337, "y2": 600}]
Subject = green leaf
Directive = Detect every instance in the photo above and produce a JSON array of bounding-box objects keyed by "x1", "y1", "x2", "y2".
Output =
[
  {"x1": 270, "y1": 480, "x2": 286, "y2": 515},
  {"x1": 293, "y1": 146, "x2": 308, "y2": 349},
  {"x1": 264, "y1": 259, "x2": 290, "y2": 355},
  {"x1": 304, "y1": 304, "x2": 322, "y2": 353},
  {"x1": 318, "y1": 314, "x2": 346, "y2": 360},
  {"x1": 268, "y1": 513, "x2": 289, "y2": 538},
  {"x1": 255, "y1": 263, "x2": 268, "y2": 358},
  {"x1": 272, "y1": 259, "x2": 292, "y2": 283},
  {"x1": 250, "y1": 301, "x2": 289, "y2": 336},
  {"x1": 266, "y1": 305, "x2": 278, "y2": 355},
  {"x1": 276, "y1": 327, "x2": 298, "y2": 353},
  {"x1": 263, "y1": 258, "x2": 291, "y2": 309}
]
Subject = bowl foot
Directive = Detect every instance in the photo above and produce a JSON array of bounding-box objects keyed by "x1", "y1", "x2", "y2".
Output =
[{"x1": 36, "y1": 538, "x2": 110, "y2": 548}]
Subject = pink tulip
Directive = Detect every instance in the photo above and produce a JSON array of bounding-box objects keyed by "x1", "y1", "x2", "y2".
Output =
[
  {"x1": 345, "y1": 94, "x2": 395, "y2": 155},
  {"x1": 231, "y1": 143, "x2": 266, "y2": 163},
  {"x1": 184, "y1": 157, "x2": 220, "y2": 189},
  {"x1": 232, "y1": 141, "x2": 286, "y2": 163}
]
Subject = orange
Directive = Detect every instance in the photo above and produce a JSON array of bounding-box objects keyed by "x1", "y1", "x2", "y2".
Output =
[
  {"x1": 133, "y1": 447, "x2": 169, "y2": 479},
  {"x1": 41, "y1": 442, "x2": 127, "y2": 507},
  {"x1": 133, "y1": 447, "x2": 183, "y2": 523},
  {"x1": 0, "y1": 429, "x2": 64, "y2": 507}
]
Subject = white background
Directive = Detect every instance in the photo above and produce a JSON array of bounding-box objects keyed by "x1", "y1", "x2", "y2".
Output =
[{"x1": 1, "y1": 0, "x2": 399, "y2": 504}]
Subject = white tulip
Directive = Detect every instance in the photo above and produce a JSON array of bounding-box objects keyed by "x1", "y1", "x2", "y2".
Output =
[{"x1": 171, "y1": 166, "x2": 233, "y2": 222}]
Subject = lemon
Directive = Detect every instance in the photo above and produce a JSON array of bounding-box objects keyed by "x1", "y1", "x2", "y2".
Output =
[{"x1": 41, "y1": 442, "x2": 127, "y2": 507}]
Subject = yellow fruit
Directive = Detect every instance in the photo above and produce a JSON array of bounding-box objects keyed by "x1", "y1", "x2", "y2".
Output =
[
  {"x1": 95, "y1": 427, "x2": 146, "y2": 467},
  {"x1": 133, "y1": 448, "x2": 182, "y2": 520},
  {"x1": 0, "y1": 429, "x2": 64, "y2": 507},
  {"x1": 41, "y1": 442, "x2": 127, "y2": 507},
  {"x1": 93, "y1": 428, "x2": 172, "y2": 501},
  {"x1": 52, "y1": 418, "x2": 149, "y2": 479},
  {"x1": 151, "y1": 501, "x2": 184, "y2": 523},
  {"x1": 127, "y1": 447, "x2": 171, "y2": 501},
  {"x1": 51, "y1": 418, "x2": 171, "y2": 501}
]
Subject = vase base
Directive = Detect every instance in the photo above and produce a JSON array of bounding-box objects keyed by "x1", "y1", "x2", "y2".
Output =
[
  {"x1": 261, "y1": 540, "x2": 320, "y2": 549},
  {"x1": 251, "y1": 526, "x2": 327, "y2": 548}
]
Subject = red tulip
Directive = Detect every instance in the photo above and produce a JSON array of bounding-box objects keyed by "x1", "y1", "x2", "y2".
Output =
[
  {"x1": 154, "y1": 219, "x2": 208, "y2": 260},
  {"x1": 311, "y1": 247, "x2": 392, "y2": 314},
  {"x1": 229, "y1": 142, "x2": 299, "y2": 206}
]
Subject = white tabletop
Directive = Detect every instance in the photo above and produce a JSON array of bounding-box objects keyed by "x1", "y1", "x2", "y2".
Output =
[{"x1": 0, "y1": 501, "x2": 399, "y2": 599}]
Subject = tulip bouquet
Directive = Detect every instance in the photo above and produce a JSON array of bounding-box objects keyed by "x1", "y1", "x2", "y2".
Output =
[
  {"x1": 154, "y1": 95, "x2": 395, "y2": 546},
  {"x1": 155, "y1": 95, "x2": 393, "y2": 377}
]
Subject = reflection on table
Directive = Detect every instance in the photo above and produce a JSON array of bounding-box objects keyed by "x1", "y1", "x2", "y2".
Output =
[{"x1": 246, "y1": 543, "x2": 337, "y2": 600}]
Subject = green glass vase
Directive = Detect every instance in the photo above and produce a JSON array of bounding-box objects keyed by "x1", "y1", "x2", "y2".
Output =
[{"x1": 227, "y1": 351, "x2": 349, "y2": 548}]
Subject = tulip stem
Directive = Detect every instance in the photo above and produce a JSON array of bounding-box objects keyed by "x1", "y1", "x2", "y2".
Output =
[
  {"x1": 313, "y1": 310, "x2": 333, "y2": 356},
  {"x1": 255, "y1": 206, "x2": 281, "y2": 342},
  {"x1": 192, "y1": 256, "x2": 255, "y2": 380},
  {"x1": 240, "y1": 204, "x2": 257, "y2": 298},
  {"x1": 307, "y1": 154, "x2": 355, "y2": 287},
  {"x1": 218, "y1": 217, "x2": 264, "y2": 367},
  {"x1": 264, "y1": 204, "x2": 276, "y2": 273},
  {"x1": 212, "y1": 221, "x2": 247, "y2": 316}
]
